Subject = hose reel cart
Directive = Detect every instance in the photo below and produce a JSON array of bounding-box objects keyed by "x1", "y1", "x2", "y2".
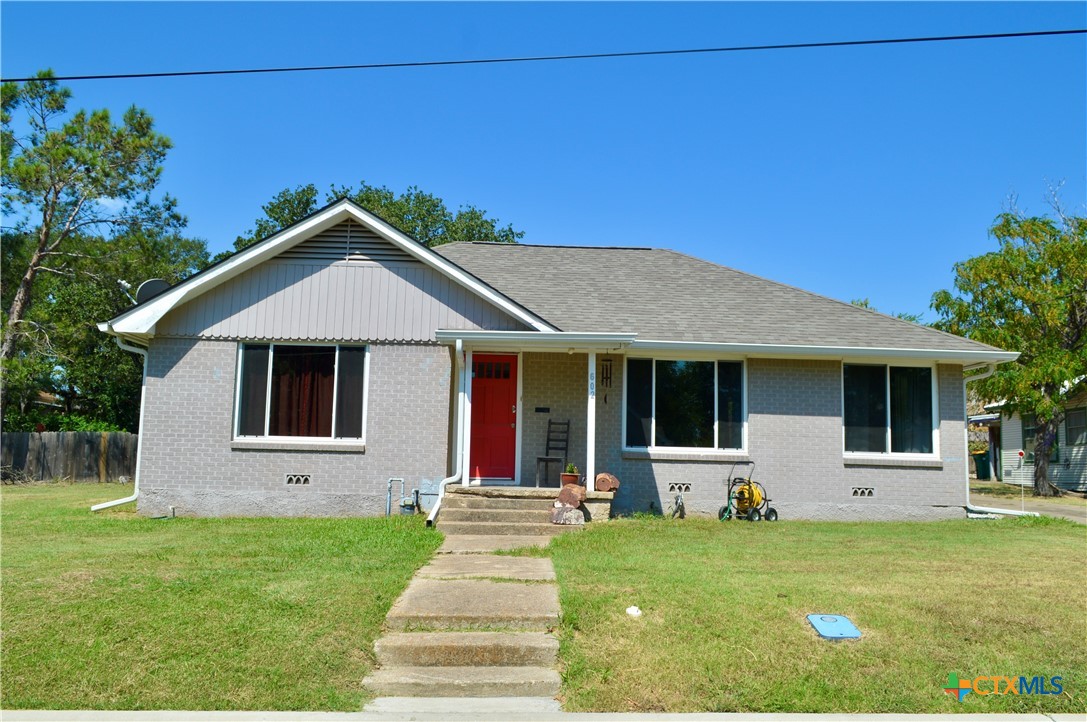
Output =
[{"x1": 719, "y1": 461, "x2": 778, "y2": 522}]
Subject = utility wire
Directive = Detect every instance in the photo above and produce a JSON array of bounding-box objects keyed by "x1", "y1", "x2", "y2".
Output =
[{"x1": 3, "y1": 28, "x2": 1083, "y2": 83}]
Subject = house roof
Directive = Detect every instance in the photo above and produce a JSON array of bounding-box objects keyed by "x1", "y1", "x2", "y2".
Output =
[{"x1": 434, "y1": 242, "x2": 1012, "y2": 358}]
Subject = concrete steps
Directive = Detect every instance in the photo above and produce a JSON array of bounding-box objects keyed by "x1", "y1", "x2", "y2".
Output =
[
  {"x1": 376, "y1": 632, "x2": 558, "y2": 667},
  {"x1": 439, "y1": 486, "x2": 614, "y2": 535},
  {"x1": 364, "y1": 549, "x2": 564, "y2": 700},
  {"x1": 385, "y1": 578, "x2": 560, "y2": 631},
  {"x1": 438, "y1": 520, "x2": 580, "y2": 537},
  {"x1": 363, "y1": 665, "x2": 560, "y2": 698},
  {"x1": 439, "y1": 507, "x2": 553, "y2": 524},
  {"x1": 442, "y1": 495, "x2": 555, "y2": 511}
]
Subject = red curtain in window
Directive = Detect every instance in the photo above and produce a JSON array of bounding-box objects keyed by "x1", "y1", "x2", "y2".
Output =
[{"x1": 269, "y1": 346, "x2": 335, "y2": 437}]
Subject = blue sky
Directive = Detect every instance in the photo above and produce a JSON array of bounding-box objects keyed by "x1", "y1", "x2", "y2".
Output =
[{"x1": 2, "y1": 2, "x2": 1084, "y2": 321}]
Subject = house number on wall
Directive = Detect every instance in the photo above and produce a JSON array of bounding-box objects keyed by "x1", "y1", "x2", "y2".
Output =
[{"x1": 589, "y1": 371, "x2": 596, "y2": 398}]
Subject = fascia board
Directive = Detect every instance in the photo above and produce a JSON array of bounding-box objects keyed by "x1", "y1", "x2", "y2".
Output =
[
  {"x1": 628, "y1": 339, "x2": 1019, "y2": 364},
  {"x1": 435, "y1": 330, "x2": 636, "y2": 349},
  {"x1": 109, "y1": 200, "x2": 555, "y2": 336},
  {"x1": 108, "y1": 206, "x2": 355, "y2": 334}
]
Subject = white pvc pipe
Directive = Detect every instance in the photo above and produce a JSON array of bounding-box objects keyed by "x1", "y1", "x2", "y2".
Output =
[
  {"x1": 427, "y1": 340, "x2": 465, "y2": 527},
  {"x1": 963, "y1": 363, "x2": 1038, "y2": 518},
  {"x1": 91, "y1": 335, "x2": 148, "y2": 512}
]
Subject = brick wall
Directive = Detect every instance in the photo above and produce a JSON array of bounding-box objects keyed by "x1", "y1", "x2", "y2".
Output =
[
  {"x1": 524, "y1": 354, "x2": 967, "y2": 520},
  {"x1": 138, "y1": 338, "x2": 451, "y2": 516}
]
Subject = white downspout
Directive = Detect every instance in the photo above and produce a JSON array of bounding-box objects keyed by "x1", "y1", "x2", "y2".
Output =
[
  {"x1": 91, "y1": 335, "x2": 148, "y2": 512},
  {"x1": 963, "y1": 363, "x2": 1038, "y2": 518},
  {"x1": 427, "y1": 339, "x2": 465, "y2": 527}
]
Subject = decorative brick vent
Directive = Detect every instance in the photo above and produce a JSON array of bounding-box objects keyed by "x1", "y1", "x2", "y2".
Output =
[
  {"x1": 668, "y1": 483, "x2": 692, "y2": 494},
  {"x1": 851, "y1": 487, "x2": 874, "y2": 497},
  {"x1": 286, "y1": 474, "x2": 311, "y2": 486}
]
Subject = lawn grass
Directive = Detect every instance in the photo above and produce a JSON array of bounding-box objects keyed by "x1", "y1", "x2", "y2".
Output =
[
  {"x1": 0, "y1": 483, "x2": 441, "y2": 711},
  {"x1": 546, "y1": 515, "x2": 1086, "y2": 714}
]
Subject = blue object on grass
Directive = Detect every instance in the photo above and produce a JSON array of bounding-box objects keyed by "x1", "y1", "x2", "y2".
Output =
[{"x1": 807, "y1": 614, "x2": 861, "y2": 640}]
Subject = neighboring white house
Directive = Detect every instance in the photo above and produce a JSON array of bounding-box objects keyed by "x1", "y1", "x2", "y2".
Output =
[{"x1": 980, "y1": 389, "x2": 1087, "y2": 493}]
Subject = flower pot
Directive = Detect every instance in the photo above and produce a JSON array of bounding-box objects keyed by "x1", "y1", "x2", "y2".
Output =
[{"x1": 560, "y1": 472, "x2": 580, "y2": 485}]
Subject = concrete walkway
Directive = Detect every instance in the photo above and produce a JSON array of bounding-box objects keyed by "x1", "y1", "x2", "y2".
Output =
[
  {"x1": 971, "y1": 493, "x2": 1087, "y2": 524},
  {"x1": 362, "y1": 535, "x2": 562, "y2": 702},
  {"x1": 6, "y1": 708, "x2": 1084, "y2": 721}
]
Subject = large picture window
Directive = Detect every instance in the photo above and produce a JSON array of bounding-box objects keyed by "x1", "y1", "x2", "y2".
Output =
[
  {"x1": 625, "y1": 359, "x2": 744, "y2": 450},
  {"x1": 843, "y1": 364, "x2": 934, "y2": 454},
  {"x1": 236, "y1": 344, "x2": 367, "y2": 440}
]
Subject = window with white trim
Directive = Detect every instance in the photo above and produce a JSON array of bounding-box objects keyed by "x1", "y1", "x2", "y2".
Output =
[
  {"x1": 1067, "y1": 407, "x2": 1086, "y2": 446},
  {"x1": 235, "y1": 343, "x2": 367, "y2": 439},
  {"x1": 843, "y1": 364, "x2": 935, "y2": 454},
  {"x1": 625, "y1": 359, "x2": 744, "y2": 450}
]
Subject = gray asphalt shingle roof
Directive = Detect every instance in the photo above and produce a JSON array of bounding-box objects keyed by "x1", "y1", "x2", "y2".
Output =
[{"x1": 434, "y1": 243, "x2": 1002, "y2": 353}]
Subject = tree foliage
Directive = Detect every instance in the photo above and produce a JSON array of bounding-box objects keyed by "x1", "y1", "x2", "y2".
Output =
[
  {"x1": 849, "y1": 298, "x2": 925, "y2": 324},
  {"x1": 220, "y1": 182, "x2": 523, "y2": 263},
  {"x1": 1, "y1": 71, "x2": 207, "y2": 430},
  {"x1": 932, "y1": 208, "x2": 1087, "y2": 496}
]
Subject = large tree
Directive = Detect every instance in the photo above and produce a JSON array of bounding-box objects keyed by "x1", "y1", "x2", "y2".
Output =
[
  {"x1": 220, "y1": 182, "x2": 523, "y2": 263},
  {"x1": 932, "y1": 207, "x2": 1087, "y2": 496},
  {"x1": 2, "y1": 71, "x2": 206, "y2": 430}
]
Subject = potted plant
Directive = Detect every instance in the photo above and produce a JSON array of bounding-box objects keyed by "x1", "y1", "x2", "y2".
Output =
[{"x1": 560, "y1": 463, "x2": 580, "y2": 485}]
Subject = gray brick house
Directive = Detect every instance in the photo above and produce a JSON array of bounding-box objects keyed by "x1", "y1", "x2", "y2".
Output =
[{"x1": 98, "y1": 198, "x2": 1017, "y2": 520}]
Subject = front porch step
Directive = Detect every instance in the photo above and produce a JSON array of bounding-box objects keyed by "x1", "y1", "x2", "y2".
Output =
[
  {"x1": 438, "y1": 520, "x2": 581, "y2": 537},
  {"x1": 375, "y1": 632, "x2": 558, "y2": 667},
  {"x1": 386, "y1": 578, "x2": 560, "y2": 631},
  {"x1": 363, "y1": 665, "x2": 561, "y2": 698},
  {"x1": 447, "y1": 486, "x2": 614, "y2": 501},
  {"x1": 439, "y1": 507, "x2": 553, "y2": 524},
  {"x1": 442, "y1": 495, "x2": 555, "y2": 511}
]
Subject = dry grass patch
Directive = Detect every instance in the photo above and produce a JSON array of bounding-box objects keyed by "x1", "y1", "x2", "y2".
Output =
[{"x1": 548, "y1": 515, "x2": 1086, "y2": 713}]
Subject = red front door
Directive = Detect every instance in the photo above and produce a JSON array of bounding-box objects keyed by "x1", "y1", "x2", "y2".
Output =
[{"x1": 470, "y1": 354, "x2": 517, "y2": 479}]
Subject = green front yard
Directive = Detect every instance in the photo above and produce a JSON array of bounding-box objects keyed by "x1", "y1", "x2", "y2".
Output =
[
  {"x1": 2, "y1": 483, "x2": 1084, "y2": 713},
  {"x1": 0, "y1": 483, "x2": 440, "y2": 710},
  {"x1": 546, "y1": 514, "x2": 1086, "y2": 713}
]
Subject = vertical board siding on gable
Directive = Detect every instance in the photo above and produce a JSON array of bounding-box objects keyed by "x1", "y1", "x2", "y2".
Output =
[{"x1": 155, "y1": 222, "x2": 528, "y2": 342}]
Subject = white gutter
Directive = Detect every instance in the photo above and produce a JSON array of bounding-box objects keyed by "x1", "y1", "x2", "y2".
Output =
[
  {"x1": 630, "y1": 339, "x2": 1019, "y2": 365},
  {"x1": 435, "y1": 330, "x2": 637, "y2": 350},
  {"x1": 963, "y1": 363, "x2": 1038, "y2": 518},
  {"x1": 427, "y1": 339, "x2": 466, "y2": 527},
  {"x1": 91, "y1": 334, "x2": 148, "y2": 512}
]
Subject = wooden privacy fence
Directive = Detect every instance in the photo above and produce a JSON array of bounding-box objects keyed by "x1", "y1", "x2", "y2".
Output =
[{"x1": 1, "y1": 432, "x2": 138, "y2": 482}]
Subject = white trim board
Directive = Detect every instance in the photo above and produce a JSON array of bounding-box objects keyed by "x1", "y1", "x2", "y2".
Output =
[{"x1": 101, "y1": 200, "x2": 556, "y2": 339}]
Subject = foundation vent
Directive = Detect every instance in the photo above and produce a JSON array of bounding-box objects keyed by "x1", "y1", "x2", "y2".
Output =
[
  {"x1": 286, "y1": 474, "x2": 311, "y2": 486},
  {"x1": 851, "y1": 487, "x2": 874, "y2": 498},
  {"x1": 668, "y1": 483, "x2": 692, "y2": 494}
]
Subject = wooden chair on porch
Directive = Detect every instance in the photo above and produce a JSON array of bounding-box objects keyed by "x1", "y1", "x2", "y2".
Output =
[{"x1": 535, "y1": 419, "x2": 570, "y2": 488}]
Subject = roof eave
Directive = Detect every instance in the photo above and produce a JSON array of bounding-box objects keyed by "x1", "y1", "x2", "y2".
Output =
[
  {"x1": 435, "y1": 330, "x2": 636, "y2": 350},
  {"x1": 627, "y1": 339, "x2": 1019, "y2": 364}
]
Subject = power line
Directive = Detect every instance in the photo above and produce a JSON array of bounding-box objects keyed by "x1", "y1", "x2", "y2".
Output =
[{"x1": 3, "y1": 28, "x2": 1083, "y2": 83}]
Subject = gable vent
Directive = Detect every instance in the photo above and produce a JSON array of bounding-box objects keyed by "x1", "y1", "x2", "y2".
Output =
[{"x1": 278, "y1": 220, "x2": 418, "y2": 264}]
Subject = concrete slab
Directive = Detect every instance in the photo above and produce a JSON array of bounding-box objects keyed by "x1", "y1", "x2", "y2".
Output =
[
  {"x1": 437, "y1": 535, "x2": 553, "y2": 554},
  {"x1": 0, "y1": 709, "x2": 1064, "y2": 721},
  {"x1": 386, "y1": 578, "x2": 559, "y2": 631},
  {"x1": 375, "y1": 631, "x2": 558, "y2": 667},
  {"x1": 363, "y1": 697, "x2": 562, "y2": 714},
  {"x1": 363, "y1": 665, "x2": 560, "y2": 697},
  {"x1": 418, "y1": 555, "x2": 556, "y2": 581}
]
